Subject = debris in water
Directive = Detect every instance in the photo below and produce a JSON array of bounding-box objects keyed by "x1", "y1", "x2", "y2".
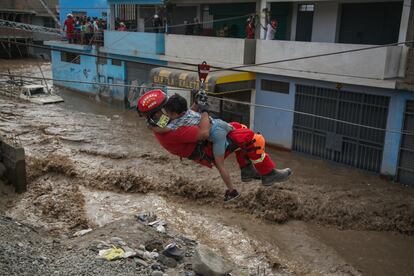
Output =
[
  {"x1": 73, "y1": 228, "x2": 92, "y2": 237},
  {"x1": 98, "y1": 247, "x2": 125, "y2": 261}
]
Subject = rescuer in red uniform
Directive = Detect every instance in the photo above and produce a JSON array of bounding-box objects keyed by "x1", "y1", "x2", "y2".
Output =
[{"x1": 137, "y1": 89, "x2": 292, "y2": 202}]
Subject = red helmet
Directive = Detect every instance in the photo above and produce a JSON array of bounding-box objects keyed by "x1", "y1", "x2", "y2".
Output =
[{"x1": 137, "y1": 89, "x2": 167, "y2": 116}]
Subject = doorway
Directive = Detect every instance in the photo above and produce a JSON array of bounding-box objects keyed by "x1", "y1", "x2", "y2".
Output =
[{"x1": 295, "y1": 4, "x2": 314, "y2": 42}]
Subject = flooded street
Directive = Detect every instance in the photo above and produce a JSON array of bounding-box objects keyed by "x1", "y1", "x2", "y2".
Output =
[{"x1": 1, "y1": 59, "x2": 414, "y2": 275}]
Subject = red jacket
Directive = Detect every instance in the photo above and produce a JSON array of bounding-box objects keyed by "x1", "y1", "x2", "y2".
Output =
[{"x1": 64, "y1": 18, "x2": 75, "y2": 38}]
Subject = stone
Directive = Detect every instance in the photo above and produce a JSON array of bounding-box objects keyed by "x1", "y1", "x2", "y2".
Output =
[
  {"x1": 144, "y1": 251, "x2": 159, "y2": 260},
  {"x1": 110, "y1": 237, "x2": 126, "y2": 246},
  {"x1": 151, "y1": 263, "x2": 163, "y2": 271},
  {"x1": 135, "y1": 249, "x2": 145, "y2": 258},
  {"x1": 135, "y1": 258, "x2": 149, "y2": 267},
  {"x1": 157, "y1": 254, "x2": 177, "y2": 268},
  {"x1": 151, "y1": 271, "x2": 163, "y2": 276},
  {"x1": 192, "y1": 244, "x2": 233, "y2": 276},
  {"x1": 73, "y1": 228, "x2": 93, "y2": 237}
]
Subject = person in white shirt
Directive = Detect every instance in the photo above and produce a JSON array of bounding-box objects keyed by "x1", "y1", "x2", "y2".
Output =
[{"x1": 265, "y1": 19, "x2": 278, "y2": 40}]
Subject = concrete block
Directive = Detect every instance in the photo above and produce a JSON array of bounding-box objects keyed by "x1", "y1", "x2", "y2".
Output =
[{"x1": 0, "y1": 138, "x2": 27, "y2": 193}]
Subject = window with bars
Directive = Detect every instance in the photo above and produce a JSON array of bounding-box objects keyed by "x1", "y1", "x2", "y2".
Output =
[
  {"x1": 111, "y1": 59, "x2": 122, "y2": 66},
  {"x1": 299, "y1": 4, "x2": 314, "y2": 11},
  {"x1": 61, "y1": 52, "x2": 80, "y2": 64},
  {"x1": 97, "y1": 56, "x2": 107, "y2": 65},
  {"x1": 261, "y1": 79, "x2": 290, "y2": 94}
]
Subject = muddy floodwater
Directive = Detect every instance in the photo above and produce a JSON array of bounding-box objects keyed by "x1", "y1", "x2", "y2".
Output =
[{"x1": 1, "y1": 59, "x2": 414, "y2": 275}]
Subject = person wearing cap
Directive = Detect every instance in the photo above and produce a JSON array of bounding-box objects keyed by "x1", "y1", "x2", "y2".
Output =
[
  {"x1": 136, "y1": 90, "x2": 293, "y2": 202},
  {"x1": 245, "y1": 17, "x2": 255, "y2": 39},
  {"x1": 117, "y1": 22, "x2": 127, "y2": 31},
  {"x1": 265, "y1": 19, "x2": 278, "y2": 40},
  {"x1": 153, "y1": 14, "x2": 163, "y2": 33},
  {"x1": 64, "y1": 14, "x2": 75, "y2": 43}
]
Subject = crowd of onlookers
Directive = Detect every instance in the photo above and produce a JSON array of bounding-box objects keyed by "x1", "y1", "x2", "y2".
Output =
[
  {"x1": 63, "y1": 14, "x2": 107, "y2": 45},
  {"x1": 63, "y1": 12, "x2": 278, "y2": 43}
]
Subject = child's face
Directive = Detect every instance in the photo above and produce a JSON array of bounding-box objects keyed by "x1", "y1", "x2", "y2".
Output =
[{"x1": 163, "y1": 109, "x2": 180, "y2": 120}]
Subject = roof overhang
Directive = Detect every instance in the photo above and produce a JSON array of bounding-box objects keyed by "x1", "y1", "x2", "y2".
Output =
[{"x1": 149, "y1": 67, "x2": 256, "y2": 94}]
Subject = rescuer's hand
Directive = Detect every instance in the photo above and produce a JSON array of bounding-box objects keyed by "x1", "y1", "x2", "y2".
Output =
[
  {"x1": 195, "y1": 90, "x2": 208, "y2": 105},
  {"x1": 197, "y1": 102, "x2": 209, "y2": 113}
]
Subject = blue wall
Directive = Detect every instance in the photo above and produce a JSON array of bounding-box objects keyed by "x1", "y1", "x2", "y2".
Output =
[
  {"x1": 60, "y1": 0, "x2": 108, "y2": 24},
  {"x1": 51, "y1": 49, "x2": 98, "y2": 93},
  {"x1": 254, "y1": 74, "x2": 295, "y2": 149},
  {"x1": 381, "y1": 91, "x2": 414, "y2": 177},
  {"x1": 103, "y1": 31, "x2": 165, "y2": 59},
  {"x1": 97, "y1": 59, "x2": 126, "y2": 101}
]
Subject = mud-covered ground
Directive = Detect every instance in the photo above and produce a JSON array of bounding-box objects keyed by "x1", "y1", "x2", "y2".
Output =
[
  {"x1": 1, "y1": 97, "x2": 413, "y2": 234},
  {"x1": 1, "y1": 59, "x2": 414, "y2": 275}
]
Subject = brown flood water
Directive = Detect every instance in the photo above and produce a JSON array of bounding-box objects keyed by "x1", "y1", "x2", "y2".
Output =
[{"x1": 1, "y1": 58, "x2": 414, "y2": 275}]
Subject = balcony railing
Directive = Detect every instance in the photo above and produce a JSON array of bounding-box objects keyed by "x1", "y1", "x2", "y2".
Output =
[
  {"x1": 164, "y1": 34, "x2": 256, "y2": 66},
  {"x1": 256, "y1": 40, "x2": 403, "y2": 80},
  {"x1": 102, "y1": 30, "x2": 165, "y2": 59}
]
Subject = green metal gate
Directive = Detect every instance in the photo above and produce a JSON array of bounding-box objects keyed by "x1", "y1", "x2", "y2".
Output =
[{"x1": 293, "y1": 85, "x2": 389, "y2": 172}]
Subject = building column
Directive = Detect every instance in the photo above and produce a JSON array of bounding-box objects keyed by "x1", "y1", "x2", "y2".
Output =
[
  {"x1": 381, "y1": 94, "x2": 405, "y2": 177},
  {"x1": 109, "y1": 4, "x2": 115, "y2": 30},
  {"x1": 398, "y1": 0, "x2": 412, "y2": 43},
  {"x1": 258, "y1": 0, "x2": 269, "y2": 39},
  {"x1": 250, "y1": 89, "x2": 256, "y2": 130},
  {"x1": 290, "y1": 3, "x2": 298, "y2": 41},
  {"x1": 397, "y1": 0, "x2": 413, "y2": 77}
]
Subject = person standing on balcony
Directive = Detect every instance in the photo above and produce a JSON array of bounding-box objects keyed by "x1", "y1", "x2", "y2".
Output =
[
  {"x1": 245, "y1": 17, "x2": 255, "y2": 39},
  {"x1": 117, "y1": 22, "x2": 127, "y2": 31},
  {"x1": 83, "y1": 18, "x2": 93, "y2": 44},
  {"x1": 92, "y1": 17, "x2": 100, "y2": 44},
  {"x1": 264, "y1": 19, "x2": 278, "y2": 40},
  {"x1": 74, "y1": 16, "x2": 82, "y2": 43},
  {"x1": 153, "y1": 14, "x2": 163, "y2": 33},
  {"x1": 193, "y1": 18, "x2": 202, "y2": 35},
  {"x1": 185, "y1": 20, "x2": 194, "y2": 35},
  {"x1": 63, "y1": 14, "x2": 75, "y2": 43}
]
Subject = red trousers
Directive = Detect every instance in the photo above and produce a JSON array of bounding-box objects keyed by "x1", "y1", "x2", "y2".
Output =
[
  {"x1": 228, "y1": 122, "x2": 275, "y2": 175},
  {"x1": 193, "y1": 122, "x2": 275, "y2": 175}
]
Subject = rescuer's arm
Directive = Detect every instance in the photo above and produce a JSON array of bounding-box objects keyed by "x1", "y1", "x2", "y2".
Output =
[
  {"x1": 196, "y1": 111, "x2": 211, "y2": 140},
  {"x1": 149, "y1": 126, "x2": 172, "y2": 133}
]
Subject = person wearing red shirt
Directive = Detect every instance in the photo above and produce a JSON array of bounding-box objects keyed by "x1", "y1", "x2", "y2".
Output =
[
  {"x1": 117, "y1": 22, "x2": 127, "y2": 31},
  {"x1": 137, "y1": 90, "x2": 292, "y2": 202},
  {"x1": 64, "y1": 14, "x2": 75, "y2": 43},
  {"x1": 245, "y1": 18, "x2": 255, "y2": 39}
]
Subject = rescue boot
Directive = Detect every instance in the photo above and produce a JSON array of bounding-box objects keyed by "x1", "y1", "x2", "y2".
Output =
[
  {"x1": 261, "y1": 168, "x2": 292, "y2": 187},
  {"x1": 224, "y1": 189, "x2": 240, "y2": 202},
  {"x1": 240, "y1": 164, "x2": 261, "y2": 182}
]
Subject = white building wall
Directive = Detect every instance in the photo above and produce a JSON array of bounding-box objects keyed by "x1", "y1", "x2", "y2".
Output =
[
  {"x1": 311, "y1": 2, "x2": 339, "y2": 43},
  {"x1": 256, "y1": 40, "x2": 402, "y2": 80}
]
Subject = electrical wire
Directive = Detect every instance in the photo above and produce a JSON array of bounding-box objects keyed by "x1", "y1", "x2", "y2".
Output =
[
  {"x1": 3, "y1": 38, "x2": 414, "y2": 76},
  {"x1": 1, "y1": 72, "x2": 413, "y2": 137},
  {"x1": 0, "y1": 40, "x2": 199, "y2": 72},
  {"x1": 212, "y1": 40, "x2": 414, "y2": 72}
]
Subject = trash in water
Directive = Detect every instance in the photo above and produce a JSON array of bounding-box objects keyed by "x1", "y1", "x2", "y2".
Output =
[
  {"x1": 163, "y1": 243, "x2": 185, "y2": 261},
  {"x1": 136, "y1": 212, "x2": 157, "y2": 224},
  {"x1": 73, "y1": 228, "x2": 93, "y2": 237},
  {"x1": 98, "y1": 247, "x2": 125, "y2": 261}
]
